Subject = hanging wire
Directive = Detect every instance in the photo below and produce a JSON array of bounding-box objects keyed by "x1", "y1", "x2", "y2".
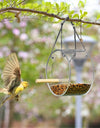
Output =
[
  {"x1": 80, "y1": 23, "x2": 82, "y2": 39},
  {"x1": 50, "y1": 56, "x2": 55, "y2": 78},
  {"x1": 61, "y1": 17, "x2": 69, "y2": 51},
  {"x1": 46, "y1": 17, "x2": 69, "y2": 78}
]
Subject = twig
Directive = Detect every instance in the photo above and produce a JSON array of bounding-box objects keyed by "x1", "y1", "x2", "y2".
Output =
[
  {"x1": 17, "y1": 0, "x2": 26, "y2": 6},
  {"x1": 0, "y1": 7, "x2": 100, "y2": 25},
  {"x1": 15, "y1": 11, "x2": 20, "y2": 22}
]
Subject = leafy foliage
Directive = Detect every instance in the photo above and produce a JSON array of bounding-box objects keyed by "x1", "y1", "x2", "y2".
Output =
[{"x1": 0, "y1": 0, "x2": 89, "y2": 24}]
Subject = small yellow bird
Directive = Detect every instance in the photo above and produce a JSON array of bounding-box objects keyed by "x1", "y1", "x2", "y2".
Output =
[{"x1": 0, "y1": 53, "x2": 29, "y2": 107}]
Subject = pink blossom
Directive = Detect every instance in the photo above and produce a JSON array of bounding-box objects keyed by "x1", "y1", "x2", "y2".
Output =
[
  {"x1": 41, "y1": 37, "x2": 47, "y2": 42},
  {"x1": 20, "y1": 21, "x2": 27, "y2": 27},
  {"x1": 34, "y1": 38, "x2": 41, "y2": 43},
  {"x1": 2, "y1": 46, "x2": 10, "y2": 56},
  {"x1": 12, "y1": 28, "x2": 20, "y2": 36},
  {"x1": 26, "y1": 40, "x2": 33, "y2": 45},
  {"x1": 2, "y1": 46, "x2": 9, "y2": 52},
  {"x1": 20, "y1": 33, "x2": 28, "y2": 41},
  {"x1": 47, "y1": 37, "x2": 52, "y2": 41},
  {"x1": 31, "y1": 29, "x2": 39, "y2": 38},
  {"x1": 18, "y1": 51, "x2": 29, "y2": 59},
  {"x1": 4, "y1": 19, "x2": 12, "y2": 29},
  {"x1": 0, "y1": 52, "x2": 3, "y2": 57},
  {"x1": 0, "y1": 47, "x2": 10, "y2": 57}
]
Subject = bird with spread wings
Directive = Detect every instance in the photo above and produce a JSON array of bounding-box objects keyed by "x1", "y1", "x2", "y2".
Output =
[{"x1": 0, "y1": 53, "x2": 28, "y2": 107}]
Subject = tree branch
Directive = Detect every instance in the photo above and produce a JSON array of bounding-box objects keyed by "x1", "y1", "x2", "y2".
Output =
[{"x1": 0, "y1": 7, "x2": 100, "y2": 25}]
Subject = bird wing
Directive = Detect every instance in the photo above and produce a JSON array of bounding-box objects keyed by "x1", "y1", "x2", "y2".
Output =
[
  {"x1": 0, "y1": 88, "x2": 9, "y2": 94},
  {"x1": 2, "y1": 53, "x2": 21, "y2": 91}
]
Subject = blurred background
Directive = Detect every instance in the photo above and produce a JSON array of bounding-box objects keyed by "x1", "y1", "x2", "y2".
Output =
[{"x1": 0, "y1": 0, "x2": 100, "y2": 128}]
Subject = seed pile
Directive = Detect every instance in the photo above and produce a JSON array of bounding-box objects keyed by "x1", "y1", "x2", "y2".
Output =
[{"x1": 50, "y1": 83, "x2": 91, "y2": 95}]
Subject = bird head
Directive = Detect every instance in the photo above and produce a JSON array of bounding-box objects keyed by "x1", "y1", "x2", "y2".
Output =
[{"x1": 21, "y1": 81, "x2": 29, "y2": 88}]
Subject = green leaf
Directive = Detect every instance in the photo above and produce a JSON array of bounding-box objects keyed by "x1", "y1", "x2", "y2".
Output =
[
  {"x1": 60, "y1": 2, "x2": 64, "y2": 7},
  {"x1": 97, "y1": 14, "x2": 100, "y2": 20},
  {"x1": 86, "y1": 24, "x2": 92, "y2": 28},
  {"x1": 68, "y1": 10, "x2": 74, "y2": 18},
  {"x1": 25, "y1": 0, "x2": 42, "y2": 4},
  {"x1": 78, "y1": 0, "x2": 85, "y2": 8},
  {"x1": 80, "y1": 10, "x2": 82, "y2": 15},
  {"x1": 83, "y1": 11, "x2": 87, "y2": 17},
  {"x1": 0, "y1": 2, "x2": 3, "y2": 7},
  {"x1": 56, "y1": 3, "x2": 59, "y2": 12},
  {"x1": 69, "y1": 10, "x2": 74, "y2": 15},
  {"x1": 83, "y1": 23, "x2": 92, "y2": 28},
  {"x1": 84, "y1": 0, "x2": 87, "y2": 4},
  {"x1": 80, "y1": 11, "x2": 87, "y2": 19},
  {"x1": 73, "y1": 14, "x2": 79, "y2": 19}
]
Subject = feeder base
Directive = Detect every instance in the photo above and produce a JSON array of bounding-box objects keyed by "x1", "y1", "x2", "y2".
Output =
[{"x1": 50, "y1": 83, "x2": 91, "y2": 96}]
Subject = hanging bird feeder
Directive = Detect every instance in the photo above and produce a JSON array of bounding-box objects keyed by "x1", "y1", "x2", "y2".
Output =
[{"x1": 36, "y1": 17, "x2": 96, "y2": 96}]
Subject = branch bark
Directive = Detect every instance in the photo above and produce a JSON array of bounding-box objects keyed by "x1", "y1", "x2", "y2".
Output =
[{"x1": 0, "y1": 7, "x2": 100, "y2": 25}]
